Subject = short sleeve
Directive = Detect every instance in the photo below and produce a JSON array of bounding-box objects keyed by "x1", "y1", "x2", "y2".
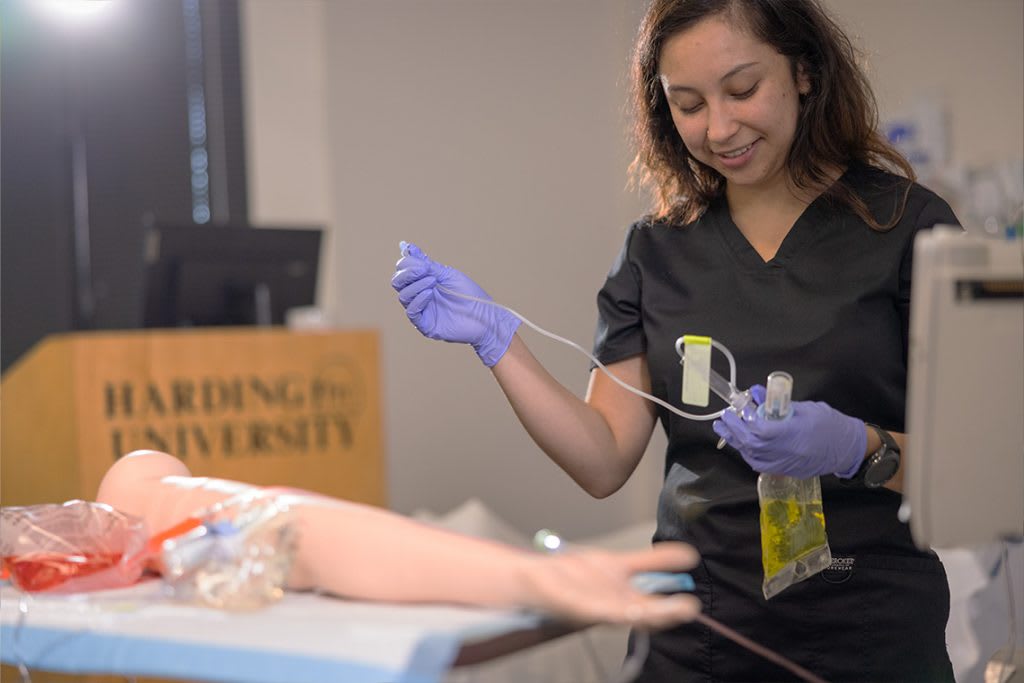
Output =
[
  {"x1": 898, "y1": 191, "x2": 962, "y2": 362},
  {"x1": 592, "y1": 224, "x2": 646, "y2": 365}
]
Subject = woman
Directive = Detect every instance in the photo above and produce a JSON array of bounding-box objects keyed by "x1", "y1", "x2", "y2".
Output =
[
  {"x1": 95, "y1": 450, "x2": 700, "y2": 628},
  {"x1": 392, "y1": 0, "x2": 958, "y2": 680}
]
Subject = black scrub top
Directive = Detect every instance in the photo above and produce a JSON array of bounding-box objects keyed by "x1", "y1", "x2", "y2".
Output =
[{"x1": 593, "y1": 163, "x2": 959, "y2": 681}]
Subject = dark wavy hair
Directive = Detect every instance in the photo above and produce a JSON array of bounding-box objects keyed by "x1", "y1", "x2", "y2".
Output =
[{"x1": 629, "y1": 0, "x2": 914, "y2": 229}]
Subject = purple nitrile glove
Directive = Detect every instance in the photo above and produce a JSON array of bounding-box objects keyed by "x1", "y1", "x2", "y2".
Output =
[
  {"x1": 391, "y1": 242, "x2": 521, "y2": 367},
  {"x1": 712, "y1": 385, "x2": 867, "y2": 479}
]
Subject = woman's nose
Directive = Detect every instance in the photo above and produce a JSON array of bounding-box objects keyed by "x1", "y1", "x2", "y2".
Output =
[{"x1": 705, "y1": 102, "x2": 739, "y2": 144}]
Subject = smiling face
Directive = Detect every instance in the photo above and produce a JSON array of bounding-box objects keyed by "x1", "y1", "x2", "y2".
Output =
[{"x1": 659, "y1": 15, "x2": 809, "y2": 198}]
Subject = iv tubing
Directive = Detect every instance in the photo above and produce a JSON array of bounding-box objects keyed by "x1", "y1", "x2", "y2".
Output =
[{"x1": 436, "y1": 286, "x2": 725, "y2": 421}]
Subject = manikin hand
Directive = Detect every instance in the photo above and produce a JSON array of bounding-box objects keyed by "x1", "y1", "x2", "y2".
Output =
[
  {"x1": 519, "y1": 544, "x2": 700, "y2": 628},
  {"x1": 712, "y1": 385, "x2": 867, "y2": 479},
  {"x1": 392, "y1": 242, "x2": 521, "y2": 367}
]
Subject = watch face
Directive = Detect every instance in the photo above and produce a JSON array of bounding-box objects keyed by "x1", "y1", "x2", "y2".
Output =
[{"x1": 864, "y1": 453, "x2": 900, "y2": 487}]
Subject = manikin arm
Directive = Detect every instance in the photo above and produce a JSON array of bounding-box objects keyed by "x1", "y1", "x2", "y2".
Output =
[{"x1": 96, "y1": 450, "x2": 699, "y2": 628}]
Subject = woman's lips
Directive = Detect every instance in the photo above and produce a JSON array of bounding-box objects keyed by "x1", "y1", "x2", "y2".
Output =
[{"x1": 715, "y1": 139, "x2": 758, "y2": 169}]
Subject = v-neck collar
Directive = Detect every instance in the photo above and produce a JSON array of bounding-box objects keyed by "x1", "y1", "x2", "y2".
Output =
[{"x1": 711, "y1": 169, "x2": 849, "y2": 270}]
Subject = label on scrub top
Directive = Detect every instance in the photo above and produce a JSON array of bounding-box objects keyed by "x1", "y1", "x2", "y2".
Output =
[{"x1": 681, "y1": 335, "x2": 712, "y2": 407}]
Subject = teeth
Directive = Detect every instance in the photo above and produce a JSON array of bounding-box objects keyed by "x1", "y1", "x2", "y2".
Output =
[{"x1": 722, "y1": 143, "x2": 752, "y2": 158}]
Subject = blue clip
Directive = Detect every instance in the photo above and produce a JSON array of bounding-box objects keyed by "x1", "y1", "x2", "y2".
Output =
[
  {"x1": 205, "y1": 520, "x2": 239, "y2": 537},
  {"x1": 631, "y1": 571, "x2": 695, "y2": 594}
]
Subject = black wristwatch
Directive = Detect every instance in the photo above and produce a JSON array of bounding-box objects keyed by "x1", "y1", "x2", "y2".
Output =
[{"x1": 854, "y1": 424, "x2": 902, "y2": 488}]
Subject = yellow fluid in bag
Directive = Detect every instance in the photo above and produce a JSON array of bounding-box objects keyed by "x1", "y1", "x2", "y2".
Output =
[{"x1": 759, "y1": 496, "x2": 826, "y2": 579}]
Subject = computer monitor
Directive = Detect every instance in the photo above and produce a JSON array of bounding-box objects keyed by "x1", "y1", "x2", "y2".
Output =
[{"x1": 142, "y1": 224, "x2": 322, "y2": 328}]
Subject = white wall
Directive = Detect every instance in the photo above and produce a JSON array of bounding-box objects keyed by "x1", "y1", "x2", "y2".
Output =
[
  {"x1": 825, "y1": 0, "x2": 1024, "y2": 168},
  {"x1": 242, "y1": 0, "x2": 1023, "y2": 539},
  {"x1": 321, "y1": 0, "x2": 666, "y2": 540}
]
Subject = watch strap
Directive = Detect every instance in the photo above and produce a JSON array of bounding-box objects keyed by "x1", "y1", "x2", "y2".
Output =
[
  {"x1": 866, "y1": 423, "x2": 899, "y2": 453},
  {"x1": 860, "y1": 424, "x2": 901, "y2": 488}
]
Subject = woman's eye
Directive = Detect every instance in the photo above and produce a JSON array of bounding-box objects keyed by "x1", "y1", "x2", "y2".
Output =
[
  {"x1": 679, "y1": 102, "x2": 703, "y2": 115},
  {"x1": 732, "y1": 84, "x2": 758, "y2": 100}
]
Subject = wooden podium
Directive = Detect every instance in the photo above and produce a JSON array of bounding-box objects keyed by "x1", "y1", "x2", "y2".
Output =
[{"x1": 1, "y1": 328, "x2": 386, "y2": 508}]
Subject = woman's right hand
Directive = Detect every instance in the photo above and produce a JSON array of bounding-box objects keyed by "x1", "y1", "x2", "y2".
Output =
[{"x1": 391, "y1": 242, "x2": 520, "y2": 367}]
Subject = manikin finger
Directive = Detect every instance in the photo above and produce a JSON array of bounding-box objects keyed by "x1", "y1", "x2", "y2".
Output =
[
  {"x1": 625, "y1": 594, "x2": 702, "y2": 629},
  {"x1": 619, "y1": 541, "x2": 699, "y2": 575}
]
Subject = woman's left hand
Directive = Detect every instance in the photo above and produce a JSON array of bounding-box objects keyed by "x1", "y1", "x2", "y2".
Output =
[{"x1": 713, "y1": 388, "x2": 867, "y2": 479}]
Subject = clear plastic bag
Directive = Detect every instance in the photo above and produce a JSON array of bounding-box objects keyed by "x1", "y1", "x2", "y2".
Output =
[
  {"x1": 159, "y1": 492, "x2": 297, "y2": 610},
  {"x1": 758, "y1": 474, "x2": 831, "y2": 599},
  {"x1": 0, "y1": 501, "x2": 148, "y2": 593}
]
